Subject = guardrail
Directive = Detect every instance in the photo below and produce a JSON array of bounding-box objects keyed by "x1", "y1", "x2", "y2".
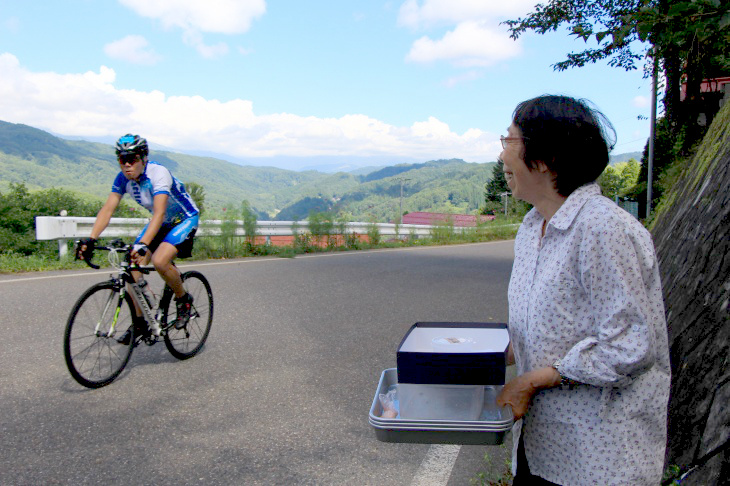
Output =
[{"x1": 35, "y1": 216, "x2": 448, "y2": 258}]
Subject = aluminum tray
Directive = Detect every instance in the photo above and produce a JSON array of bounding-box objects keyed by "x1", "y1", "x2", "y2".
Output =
[{"x1": 369, "y1": 368, "x2": 514, "y2": 445}]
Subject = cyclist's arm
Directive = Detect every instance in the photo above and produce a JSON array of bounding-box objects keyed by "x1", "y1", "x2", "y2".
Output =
[
  {"x1": 90, "y1": 193, "x2": 123, "y2": 239},
  {"x1": 138, "y1": 193, "x2": 169, "y2": 246}
]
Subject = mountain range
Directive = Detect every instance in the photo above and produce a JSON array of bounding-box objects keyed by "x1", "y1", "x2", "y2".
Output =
[{"x1": 0, "y1": 120, "x2": 640, "y2": 222}]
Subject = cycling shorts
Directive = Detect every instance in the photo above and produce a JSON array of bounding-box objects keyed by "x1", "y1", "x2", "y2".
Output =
[{"x1": 135, "y1": 215, "x2": 199, "y2": 259}]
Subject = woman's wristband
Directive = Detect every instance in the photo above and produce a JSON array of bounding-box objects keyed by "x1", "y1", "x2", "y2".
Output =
[{"x1": 552, "y1": 358, "x2": 581, "y2": 388}]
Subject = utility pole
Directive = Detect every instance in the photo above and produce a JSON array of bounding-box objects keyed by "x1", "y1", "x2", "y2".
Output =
[
  {"x1": 647, "y1": 48, "x2": 658, "y2": 219},
  {"x1": 397, "y1": 177, "x2": 411, "y2": 225},
  {"x1": 499, "y1": 192, "x2": 511, "y2": 216}
]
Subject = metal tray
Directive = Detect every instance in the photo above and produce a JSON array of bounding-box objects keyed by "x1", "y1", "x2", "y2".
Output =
[{"x1": 369, "y1": 368, "x2": 514, "y2": 445}]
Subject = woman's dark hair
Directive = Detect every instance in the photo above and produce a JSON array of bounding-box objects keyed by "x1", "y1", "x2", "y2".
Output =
[{"x1": 512, "y1": 95, "x2": 616, "y2": 197}]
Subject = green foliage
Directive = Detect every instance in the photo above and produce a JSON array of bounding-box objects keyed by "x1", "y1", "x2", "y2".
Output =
[
  {"x1": 276, "y1": 196, "x2": 334, "y2": 221},
  {"x1": 503, "y1": 0, "x2": 730, "y2": 153},
  {"x1": 0, "y1": 182, "x2": 138, "y2": 256},
  {"x1": 483, "y1": 194, "x2": 531, "y2": 219},
  {"x1": 308, "y1": 210, "x2": 337, "y2": 249},
  {"x1": 597, "y1": 159, "x2": 640, "y2": 200},
  {"x1": 470, "y1": 444, "x2": 513, "y2": 486},
  {"x1": 0, "y1": 251, "x2": 86, "y2": 272},
  {"x1": 185, "y1": 181, "x2": 206, "y2": 217},
  {"x1": 241, "y1": 199, "x2": 258, "y2": 244},
  {"x1": 219, "y1": 205, "x2": 241, "y2": 258},
  {"x1": 366, "y1": 220, "x2": 381, "y2": 246},
  {"x1": 430, "y1": 219, "x2": 457, "y2": 244},
  {"x1": 484, "y1": 159, "x2": 509, "y2": 204},
  {"x1": 662, "y1": 464, "x2": 682, "y2": 486}
]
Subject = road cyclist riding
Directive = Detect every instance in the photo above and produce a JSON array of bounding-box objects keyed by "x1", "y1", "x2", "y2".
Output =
[{"x1": 64, "y1": 133, "x2": 213, "y2": 388}]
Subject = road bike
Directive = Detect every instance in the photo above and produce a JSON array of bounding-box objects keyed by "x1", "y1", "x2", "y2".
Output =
[{"x1": 63, "y1": 239, "x2": 214, "y2": 388}]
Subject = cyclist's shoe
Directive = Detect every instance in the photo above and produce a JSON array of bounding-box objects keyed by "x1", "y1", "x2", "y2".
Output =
[
  {"x1": 117, "y1": 317, "x2": 147, "y2": 345},
  {"x1": 175, "y1": 293, "x2": 193, "y2": 329}
]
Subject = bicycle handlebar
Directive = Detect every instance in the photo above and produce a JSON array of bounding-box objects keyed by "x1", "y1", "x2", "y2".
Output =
[{"x1": 75, "y1": 239, "x2": 153, "y2": 273}]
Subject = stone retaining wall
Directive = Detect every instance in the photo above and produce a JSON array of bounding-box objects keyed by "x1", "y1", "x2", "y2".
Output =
[{"x1": 650, "y1": 100, "x2": 730, "y2": 484}]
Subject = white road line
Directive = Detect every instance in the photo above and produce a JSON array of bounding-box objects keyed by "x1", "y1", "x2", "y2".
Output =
[{"x1": 410, "y1": 444, "x2": 461, "y2": 486}]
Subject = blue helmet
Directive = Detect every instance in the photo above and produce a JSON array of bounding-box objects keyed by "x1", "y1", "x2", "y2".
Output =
[{"x1": 115, "y1": 134, "x2": 149, "y2": 157}]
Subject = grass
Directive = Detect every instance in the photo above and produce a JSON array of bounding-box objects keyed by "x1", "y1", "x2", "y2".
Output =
[
  {"x1": 470, "y1": 445, "x2": 513, "y2": 486},
  {"x1": 0, "y1": 219, "x2": 520, "y2": 273}
]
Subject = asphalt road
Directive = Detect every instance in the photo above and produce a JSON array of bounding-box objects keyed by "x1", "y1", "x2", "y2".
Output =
[{"x1": 0, "y1": 240, "x2": 515, "y2": 485}]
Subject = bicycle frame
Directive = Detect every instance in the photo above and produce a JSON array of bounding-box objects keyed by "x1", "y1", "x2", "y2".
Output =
[{"x1": 91, "y1": 244, "x2": 171, "y2": 338}]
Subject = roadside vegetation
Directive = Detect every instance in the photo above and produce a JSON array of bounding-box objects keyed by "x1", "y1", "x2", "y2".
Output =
[{"x1": 0, "y1": 182, "x2": 520, "y2": 274}]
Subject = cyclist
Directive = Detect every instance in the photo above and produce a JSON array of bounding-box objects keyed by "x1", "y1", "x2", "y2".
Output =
[{"x1": 76, "y1": 134, "x2": 199, "y2": 344}]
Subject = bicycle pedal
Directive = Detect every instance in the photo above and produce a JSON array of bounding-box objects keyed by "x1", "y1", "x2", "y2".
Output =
[{"x1": 143, "y1": 335, "x2": 159, "y2": 346}]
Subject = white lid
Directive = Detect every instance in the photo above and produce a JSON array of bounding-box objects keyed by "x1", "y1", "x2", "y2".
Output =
[{"x1": 399, "y1": 327, "x2": 509, "y2": 354}]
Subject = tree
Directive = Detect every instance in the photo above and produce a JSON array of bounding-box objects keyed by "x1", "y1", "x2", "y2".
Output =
[
  {"x1": 0, "y1": 183, "x2": 139, "y2": 255},
  {"x1": 241, "y1": 199, "x2": 258, "y2": 244},
  {"x1": 503, "y1": 0, "x2": 730, "y2": 150},
  {"x1": 185, "y1": 182, "x2": 206, "y2": 217},
  {"x1": 483, "y1": 160, "x2": 510, "y2": 215},
  {"x1": 598, "y1": 159, "x2": 642, "y2": 200},
  {"x1": 620, "y1": 158, "x2": 641, "y2": 184},
  {"x1": 484, "y1": 160, "x2": 508, "y2": 203}
]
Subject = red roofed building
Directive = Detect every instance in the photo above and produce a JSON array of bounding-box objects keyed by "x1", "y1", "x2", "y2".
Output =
[
  {"x1": 400, "y1": 212, "x2": 495, "y2": 227},
  {"x1": 680, "y1": 76, "x2": 730, "y2": 102}
]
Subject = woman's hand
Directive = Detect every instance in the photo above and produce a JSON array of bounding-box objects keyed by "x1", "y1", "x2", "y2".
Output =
[{"x1": 497, "y1": 366, "x2": 561, "y2": 419}]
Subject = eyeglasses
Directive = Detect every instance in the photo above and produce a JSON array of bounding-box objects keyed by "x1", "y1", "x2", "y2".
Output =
[
  {"x1": 118, "y1": 154, "x2": 140, "y2": 166},
  {"x1": 500, "y1": 135, "x2": 528, "y2": 149}
]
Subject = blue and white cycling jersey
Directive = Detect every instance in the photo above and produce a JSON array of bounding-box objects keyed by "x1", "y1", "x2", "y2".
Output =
[{"x1": 111, "y1": 161, "x2": 199, "y2": 224}]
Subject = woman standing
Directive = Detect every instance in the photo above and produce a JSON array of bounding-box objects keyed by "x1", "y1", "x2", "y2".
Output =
[{"x1": 496, "y1": 95, "x2": 670, "y2": 485}]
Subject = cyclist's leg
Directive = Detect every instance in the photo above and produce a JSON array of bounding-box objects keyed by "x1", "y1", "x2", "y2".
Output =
[
  {"x1": 152, "y1": 217, "x2": 198, "y2": 327},
  {"x1": 151, "y1": 216, "x2": 198, "y2": 296},
  {"x1": 152, "y1": 242, "x2": 184, "y2": 297},
  {"x1": 117, "y1": 227, "x2": 156, "y2": 343}
]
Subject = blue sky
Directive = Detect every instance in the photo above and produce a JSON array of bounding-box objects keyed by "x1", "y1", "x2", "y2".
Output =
[{"x1": 0, "y1": 0, "x2": 654, "y2": 171}]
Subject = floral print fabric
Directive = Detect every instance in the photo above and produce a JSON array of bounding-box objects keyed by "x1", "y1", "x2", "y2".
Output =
[{"x1": 508, "y1": 183, "x2": 670, "y2": 485}]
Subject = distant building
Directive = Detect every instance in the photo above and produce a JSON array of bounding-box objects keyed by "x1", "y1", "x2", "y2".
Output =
[
  {"x1": 680, "y1": 75, "x2": 730, "y2": 126},
  {"x1": 400, "y1": 212, "x2": 495, "y2": 227},
  {"x1": 680, "y1": 76, "x2": 730, "y2": 102}
]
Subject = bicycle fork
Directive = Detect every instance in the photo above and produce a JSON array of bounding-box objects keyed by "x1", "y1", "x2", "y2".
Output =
[{"x1": 94, "y1": 288, "x2": 124, "y2": 338}]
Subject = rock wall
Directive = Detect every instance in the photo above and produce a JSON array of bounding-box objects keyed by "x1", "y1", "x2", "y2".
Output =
[{"x1": 650, "y1": 100, "x2": 730, "y2": 484}]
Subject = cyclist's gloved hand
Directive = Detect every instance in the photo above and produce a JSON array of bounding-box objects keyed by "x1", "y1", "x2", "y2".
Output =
[
  {"x1": 76, "y1": 237, "x2": 96, "y2": 261},
  {"x1": 132, "y1": 243, "x2": 149, "y2": 257}
]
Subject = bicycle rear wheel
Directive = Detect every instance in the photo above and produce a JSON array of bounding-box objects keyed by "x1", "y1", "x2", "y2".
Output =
[
  {"x1": 63, "y1": 281, "x2": 135, "y2": 388},
  {"x1": 164, "y1": 270, "x2": 214, "y2": 359}
]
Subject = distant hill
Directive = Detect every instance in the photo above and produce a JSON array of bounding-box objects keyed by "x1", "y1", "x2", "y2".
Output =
[
  {"x1": 0, "y1": 120, "x2": 642, "y2": 221},
  {"x1": 0, "y1": 121, "x2": 494, "y2": 221},
  {"x1": 610, "y1": 151, "x2": 642, "y2": 164}
]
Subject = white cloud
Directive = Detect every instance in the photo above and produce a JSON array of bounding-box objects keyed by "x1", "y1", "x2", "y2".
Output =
[
  {"x1": 398, "y1": 0, "x2": 536, "y2": 29},
  {"x1": 182, "y1": 30, "x2": 229, "y2": 59},
  {"x1": 632, "y1": 95, "x2": 649, "y2": 108},
  {"x1": 119, "y1": 0, "x2": 266, "y2": 34},
  {"x1": 0, "y1": 53, "x2": 498, "y2": 162},
  {"x1": 104, "y1": 35, "x2": 162, "y2": 65},
  {"x1": 443, "y1": 70, "x2": 482, "y2": 88},
  {"x1": 119, "y1": 0, "x2": 265, "y2": 58},
  {"x1": 406, "y1": 21, "x2": 521, "y2": 67},
  {"x1": 397, "y1": 0, "x2": 535, "y2": 74}
]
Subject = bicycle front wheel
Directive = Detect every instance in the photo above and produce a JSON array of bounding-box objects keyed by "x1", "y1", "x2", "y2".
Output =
[
  {"x1": 164, "y1": 270, "x2": 214, "y2": 359},
  {"x1": 63, "y1": 281, "x2": 135, "y2": 388}
]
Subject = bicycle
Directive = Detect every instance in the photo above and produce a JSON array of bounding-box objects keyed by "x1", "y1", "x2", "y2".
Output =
[{"x1": 63, "y1": 239, "x2": 214, "y2": 388}]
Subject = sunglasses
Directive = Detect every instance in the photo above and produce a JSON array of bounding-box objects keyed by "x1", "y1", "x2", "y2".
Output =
[{"x1": 118, "y1": 154, "x2": 141, "y2": 166}]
